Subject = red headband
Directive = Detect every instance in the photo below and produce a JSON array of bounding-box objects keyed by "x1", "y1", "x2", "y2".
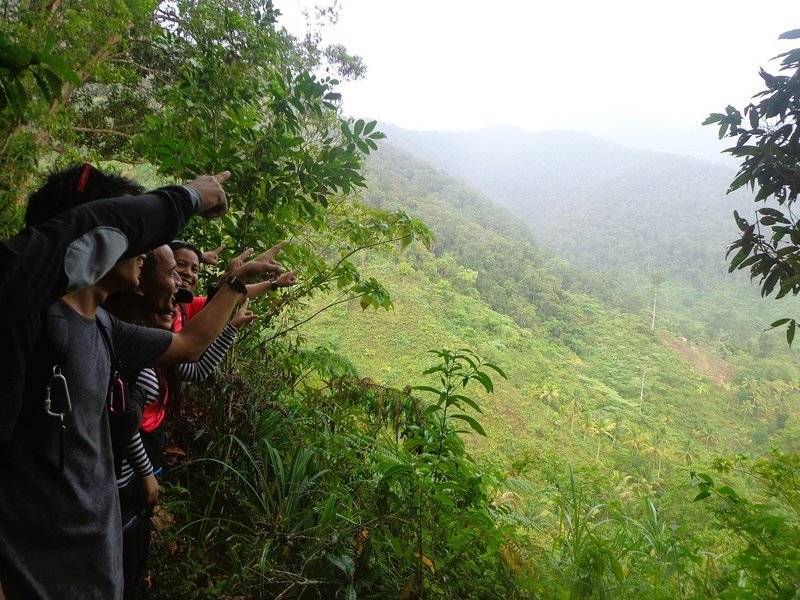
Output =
[{"x1": 76, "y1": 163, "x2": 92, "y2": 193}]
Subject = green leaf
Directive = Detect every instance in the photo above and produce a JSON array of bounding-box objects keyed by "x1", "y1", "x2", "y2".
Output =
[
  {"x1": 327, "y1": 553, "x2": 355, "y2": 578},
  {"x1": 381, "y1": 462, "x2": 413, "y2": 479},
  {"x1": 693, "y1": 490, "x2": 711, "y2": 502},
  {"x1": 728, "y1": 247, "x2": 750, "y2": 272},
  {"x1": 471, "y1": 371, "x2": 493, "y2": 393},
  {"x1": 38, "y1": 54, "x2": 80, "y2": 84},
  {"x1": 748, "y1": 105, "x2": 759, "y2": 129},
  {"x1": 450, "y1": 394, "x2": 483, "y2": 414},
  {"x1": 450, "y1": 413, "x2": 487, "y2": 436},
  {"x1": 482, "y1": 362, "x2": 507, "y2": 379},
  {"x1": 716, "y1": 486, "x2": 739, "y2": 501},
  {"x1": 422, "y1": 404, "x2": 443, "y2": 417},
  {"x1": 413, "y1": 385, "x2": 444, "y2": 398},
  {"x1": 702, "y1": 113, "x2": 724, "y2": 126}
]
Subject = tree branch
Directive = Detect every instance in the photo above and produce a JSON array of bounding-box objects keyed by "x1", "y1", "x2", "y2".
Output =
[
  {"x1": 73, "y1": 127, "x2": 133, "y2": 138},
  {"x1": 243, "y1": 293, "x2": 367, "y2": 356}
]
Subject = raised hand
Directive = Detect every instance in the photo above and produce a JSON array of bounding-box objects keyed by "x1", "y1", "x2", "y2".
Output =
[
  {"x1": 188, "y1": 170, "x2": 230, "y2": 218},
  {"x1": 201, "y1": 244, "x2": 225, "y2": 265},
  {"x1": 222, "y1": 248, "x2": 254, "y2": 276},
  {"x1": 251, "y1": 241, "x2": 288, "y2": 275},
  {"x1": 275, "y1": 270, "x2": 299, "y2": 288},
  {"x1": 230, "y1": 298, "x2": 257, "y2": 328}
]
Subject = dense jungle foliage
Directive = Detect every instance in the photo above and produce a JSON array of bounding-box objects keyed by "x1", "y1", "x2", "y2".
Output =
[{"x1": 4, "y1": 2, "x2": 800, "y2": 597}]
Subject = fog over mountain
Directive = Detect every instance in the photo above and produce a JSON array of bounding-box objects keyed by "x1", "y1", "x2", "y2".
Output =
[{"x1": 378, "y1": 123, "x2": 748, "y2": 279}]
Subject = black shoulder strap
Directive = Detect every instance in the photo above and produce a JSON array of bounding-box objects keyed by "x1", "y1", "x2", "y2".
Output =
[
  {"x1": 178, "y1": 301, "x2": 188, "y2": 327},
  {"x1": 95, "y1": 308, "x2": 121, "y2": 372},
  {"x1": 45, "y1": 302, "x2": 70, "y2": 369}
]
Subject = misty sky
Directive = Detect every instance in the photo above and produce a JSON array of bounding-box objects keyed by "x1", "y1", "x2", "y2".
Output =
[{"x1": 277, "y1": 1, "x2": 798, "y2": 162}]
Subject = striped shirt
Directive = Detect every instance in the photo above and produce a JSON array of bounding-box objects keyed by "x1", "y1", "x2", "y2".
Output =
[{"x1": 116, "y1": 324, "x2": 238, "y2": 487}]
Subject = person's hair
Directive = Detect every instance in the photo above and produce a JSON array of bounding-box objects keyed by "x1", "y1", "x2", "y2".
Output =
[
  {"x1": 169, "y1": 240, "x2": 203, "y2": 263},
  {"x1": 140, "y1": 249, "x2": 161, "y2": 280},
  {"x1": 25, "y1": 163, "x2": 145, "y2": 227}
]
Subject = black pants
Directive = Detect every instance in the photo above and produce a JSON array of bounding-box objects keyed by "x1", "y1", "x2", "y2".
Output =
[{"x1": 119, "y1": 482, "x2": 153, "y2": 600}]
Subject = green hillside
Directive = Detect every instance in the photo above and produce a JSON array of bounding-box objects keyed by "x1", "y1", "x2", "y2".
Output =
[
  {"x1": 298, "y1": 141, "x2": 800, "y2": 594},
  {"x1": 378, "y1": 124, "x2": 800, "y2": 355}
]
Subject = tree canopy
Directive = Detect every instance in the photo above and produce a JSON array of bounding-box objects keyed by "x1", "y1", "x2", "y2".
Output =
[{"x1": 705, "y1": 27, "x2": 800, "y2": 343}]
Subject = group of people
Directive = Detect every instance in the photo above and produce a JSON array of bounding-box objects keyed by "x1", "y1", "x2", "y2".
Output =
[{"x1": 0, "y1": 164, "x2": 297, "y2": 599}]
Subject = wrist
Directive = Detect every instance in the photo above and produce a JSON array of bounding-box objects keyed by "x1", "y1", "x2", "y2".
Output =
[{"x1": 223, "y1": 275, "x2": 247, "y2": 295}]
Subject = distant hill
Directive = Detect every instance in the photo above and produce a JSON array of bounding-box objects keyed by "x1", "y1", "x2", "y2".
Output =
[
  {"x1": 376, "y1": 124, "x2": 800, "y2": 351},
  {"x1": 380, "y1": 124, "x2": 744, "y2": 276},
  {"x1": 302, "y1": 139, "x2": 800, "y2": 514}
]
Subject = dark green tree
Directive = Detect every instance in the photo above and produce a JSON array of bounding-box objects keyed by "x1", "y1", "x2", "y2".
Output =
[{"x1": 705, "y1": 28, "x2": 800, "y2": 343}]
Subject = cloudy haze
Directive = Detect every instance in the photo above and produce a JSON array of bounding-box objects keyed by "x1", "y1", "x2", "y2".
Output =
[{"x1": 277, "y1": 1, "x2": 798, "y2": 163}]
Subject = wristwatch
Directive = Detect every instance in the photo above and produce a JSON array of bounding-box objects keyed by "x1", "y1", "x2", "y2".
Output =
[
  {"x1": 269, "y1": 278, "x2": 279, "y2": 291},
  {"x1": 224, "y1": 275, "x2": 248, "y2": 295}
]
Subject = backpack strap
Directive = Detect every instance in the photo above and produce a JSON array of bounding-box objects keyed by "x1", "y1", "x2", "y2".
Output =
[
  {"x1": 95, "y1": 308, "x2": 127, "y2": 414},
  {"x1": 44, "y1": 302, "x2": 71, "y2": 370},
  {"x1": 95, "y1": 308, "x2": 116, "y2": 362},
  {"x1": 43, "y1": 303, "x2": 73, "y2": 470}
]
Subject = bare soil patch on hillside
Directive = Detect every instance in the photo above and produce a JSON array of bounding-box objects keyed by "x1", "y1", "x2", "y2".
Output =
[{"x1": 662, "y1": 336, "x2": 737, "y2": 385}]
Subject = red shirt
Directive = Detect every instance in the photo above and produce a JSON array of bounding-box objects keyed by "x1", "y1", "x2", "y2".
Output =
[{"x1": 173, "y1": 295, "x2": 207, "y2": 332}]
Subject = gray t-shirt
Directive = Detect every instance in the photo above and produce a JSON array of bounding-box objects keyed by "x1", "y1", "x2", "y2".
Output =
[{"x1": 0, "y1": 302, "x2": 171, "y2": 599}]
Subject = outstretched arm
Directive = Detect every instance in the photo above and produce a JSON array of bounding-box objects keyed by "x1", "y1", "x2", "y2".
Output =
[
  {"x1": 154, "y1": 259, "x2": 273, "y2": 366},
  {"x1": 0, "y1": 171, "x2": 230, "y2": 328},
  {"x1": 177, "y1": 323, "x2": 238, "y2": 382}
]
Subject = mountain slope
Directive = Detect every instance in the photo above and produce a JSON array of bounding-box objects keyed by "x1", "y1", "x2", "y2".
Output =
[
  {"x1": 302, "y1": 142, "x2": 800, "y2": 483},
  {"x1": 378, "y1": 124, "x2": 800, "y2": 351}
]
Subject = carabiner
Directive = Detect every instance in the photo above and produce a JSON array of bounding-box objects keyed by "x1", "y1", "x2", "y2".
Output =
[{"x1": 44, "y1": 366, "x2": 72, "y2": 419}]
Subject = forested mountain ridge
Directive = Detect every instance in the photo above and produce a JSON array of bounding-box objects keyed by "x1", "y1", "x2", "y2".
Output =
[
  {"x1": 377, "y1": 123, "x2": 800, "y2": 353},
  {"x1": 298, "y1": 135, "x2": 800, "y2": 595},
  {"x1": 305, "y1": 138, "x2": 800, "y2": 471},
  {"x1": 378, "y1": 123, "x2": 742, "y2": 277}
]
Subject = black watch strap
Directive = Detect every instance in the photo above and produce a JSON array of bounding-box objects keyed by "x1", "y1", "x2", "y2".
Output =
[
  {"x1": 269, "y1": 279, "x2": 279, "y2": 291},
  {"x1": 224, "y1": 275, "x2": 247, "y2": 295}
]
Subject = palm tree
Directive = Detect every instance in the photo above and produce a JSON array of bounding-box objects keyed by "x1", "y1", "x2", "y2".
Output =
[
  {"x1": 587, "y1": 420, "x2": 603, "y2": 459},
  {"x1": 676, "y1": 439, "x2": 696, "y2": 465},
  {"x1": 649, "y1": 272, "x2": 666, "y2": 330},
  {"x1": 693, "y1": 426, "x2": 718, "y2": 446},
  {"x1": 642, "y1": 429, "x2": 668, "y2": 479},
  {"x1": 532, "y1": 384, "x2": 561, "y2": 411},
  {"x1": 599, "y1": 417, "x2": 619, "y2": 449},
  {"x1": 624, "y1": 423, "x2": 647, "y2": 455},
  {"x1": 560, "y1": 395, "x2": 582, "y2": 435}
]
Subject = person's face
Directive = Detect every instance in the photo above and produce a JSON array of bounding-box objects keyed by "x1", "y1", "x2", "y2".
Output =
[
  {"x1": 173, "y1": 247, "x2": 200, "y2": 291},
  {"x1": 139, "y1": 246, "x2": 181, "y2": 314},
  {"x1": 102, "y1": 254, "x2": 145, "y2": 293}
]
